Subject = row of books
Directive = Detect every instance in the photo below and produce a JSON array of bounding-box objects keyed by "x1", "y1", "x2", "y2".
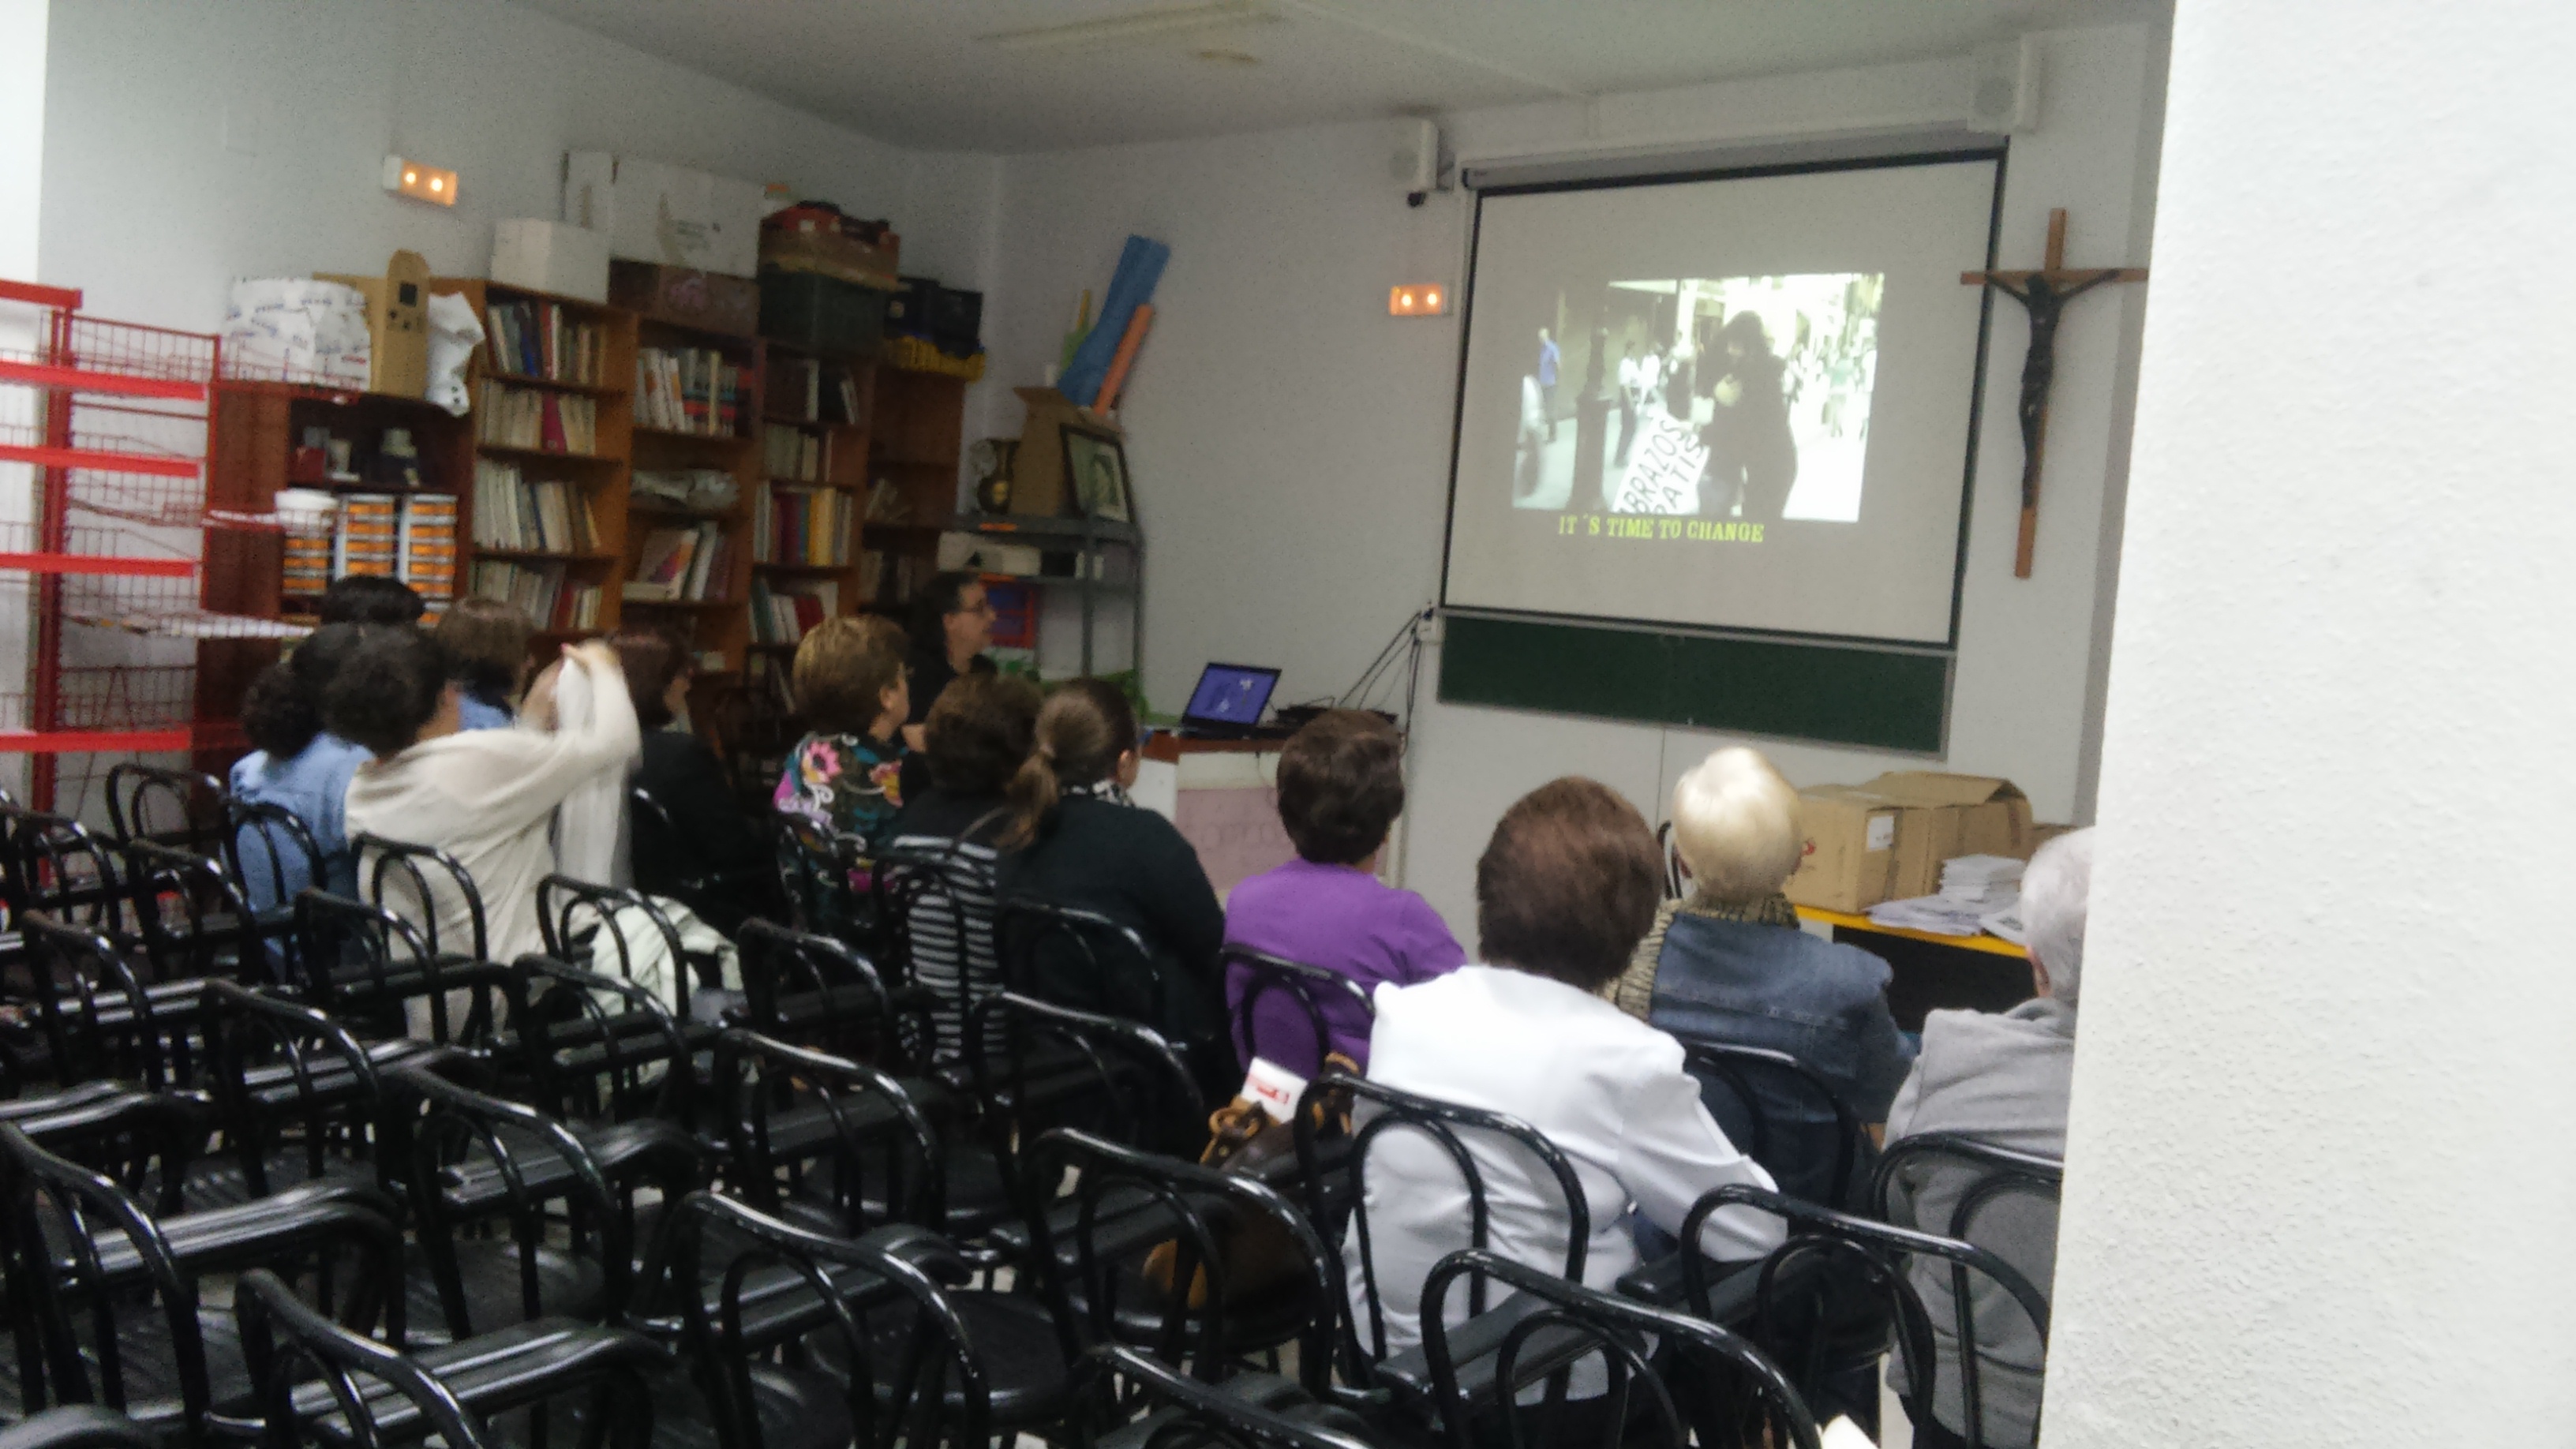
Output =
[
  {"x1": 762, "y1": 424, "x2": 826, "y2": 482},
  {"x1": 485, "y1": 300, "x2": 603, "y2": 386},
  {"x1": 858, "y1": 549, "x2": 927, "y2": 605},
  {"x1": 477, "y1": 382, "x2": 600, "y2": 454},
  {"x1": 636, "y1": 347, "x2": 745, "y2": 436},
  {"x1": 470, "y1": 560, "x2": 604, "y2": 630},
  {"x1": 626, "y1": 522, "x2": 730, "y2": 602},
  {"x1": 748, "y1": 577, "x2": 840, "y2": 645},
  {"x1": 286, "y1": 493, "x2": 456, "y2": 606},
  {"x1": 765, "y1": 356, "x2": 866, "y2": 426},
  {"x1": 471, "y1": 460, "x2": 601, "y2": 555},
  {"x1": 753, "y1": 484, "x2": 857, "y2": 566}
]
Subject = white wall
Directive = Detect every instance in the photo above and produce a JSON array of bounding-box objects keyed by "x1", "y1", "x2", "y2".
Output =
[
  {"x1": 2043, "y1": 4, "x2": 2576, "y2": 1442},
  {"x1": 38, "y1": 0, "x2": 1002, "y2": 335},
  {"x1": 989, "y1": 26, "x2": 2165, "y2": 938}
]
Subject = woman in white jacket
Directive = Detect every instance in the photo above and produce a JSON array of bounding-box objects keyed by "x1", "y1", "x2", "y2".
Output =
[
  {"x1": 1354, "y1": 777, "x2": 1785, "y2": 1418},
  {"x1": 326, "y1": 627, "x2": 639, "y2": 1035}
]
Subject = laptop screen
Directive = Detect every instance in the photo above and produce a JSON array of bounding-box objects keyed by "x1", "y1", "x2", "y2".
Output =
[{"x1": 1183, "y1": 663, "x2": 1280, "y2": 727}]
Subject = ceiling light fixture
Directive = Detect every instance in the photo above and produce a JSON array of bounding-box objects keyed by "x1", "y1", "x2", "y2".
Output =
[{"x1": 981, "y1": 0, "x2": 1279, "y2": 54}]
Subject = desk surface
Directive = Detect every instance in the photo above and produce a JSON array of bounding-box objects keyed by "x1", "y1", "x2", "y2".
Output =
[
  {"x1": 1140, "y1": 732, "x2": 1288, "y2": 762},
  {"x1": 1796, "y1": 905, "x2": 2030, "y2": 959}
]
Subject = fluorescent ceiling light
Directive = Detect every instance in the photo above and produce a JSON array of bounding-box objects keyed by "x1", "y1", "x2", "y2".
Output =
[{"x1": 981, "y1": 0, "x2": 1279, "y2": 54}]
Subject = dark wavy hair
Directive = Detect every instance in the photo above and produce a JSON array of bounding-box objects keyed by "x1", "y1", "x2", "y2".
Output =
[
  {"x1": 241, "y1": 623, "x2": 369, "y2": 759},
  {"x1": 434, "y1": 597, "x2": 534, "y2": 708},
  {"x1": 316, "y1": 575, "x2": 425, "y2": 626},
  {"x1": 908, "y1": 571, "x2": 983, "y2": 657},
  {"x1": 923, "y1": 672, "x2": 1041, "y2": 797},
  {"x1": 1476, "y1": 777, "x2": 1662, "y2": 992},
  {"x1": 320, "y1": 625, "x2": 451, "y2": 758}
]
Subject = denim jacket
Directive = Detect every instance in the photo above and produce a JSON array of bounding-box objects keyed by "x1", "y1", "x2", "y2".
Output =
[{"x1": 1646, "y1": 914, "x2": 1917, "y2": 1206}]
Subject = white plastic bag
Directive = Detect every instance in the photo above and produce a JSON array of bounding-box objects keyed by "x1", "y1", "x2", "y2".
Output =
[{"x1": 424, "y1": 291, "x2": 486, "y2": 417}]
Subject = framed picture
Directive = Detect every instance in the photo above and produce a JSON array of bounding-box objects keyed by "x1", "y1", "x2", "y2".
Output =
[{"x1": 1061, "y1": 425, "x2": 1133, "y2": 524}]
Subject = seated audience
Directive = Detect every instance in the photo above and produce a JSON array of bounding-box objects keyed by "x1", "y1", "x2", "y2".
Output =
[
  {"x1": 903, "y1": 571, "x2": 997, "y2": 747},
  {"x1": 1612, "y1": 746, "x2": 1914, "y2": 1204},
  {"x1": 1222, "y1": 710, "x2": 1465, "y2": 1073},
  {"x1": 227, "y1": 623, "x2": 370, "y2": 908},
  {"x1": 880, "y1": 671, "x2": 1042, "y2": 1058},
  {"x1": 435, "y1": 597, "x2": 535, "y2": 731},
  {"x1": 774, "y1": 615, "x2": 912, "y2": 844},
  {"x1": 999, "y1": 678, "x2": 1230, "y2": 1098},
  {"x1": 1357, "y1": 777, "x2": 1784, "y2": 1389},
  {"x1": 612, "y1": 629, "x2": 772, "y2": 935},
  {"x1": 1881, "y1": 828, "x2": 2089, "y2": 1449},
  {"x1": 316, "y1": 575, "x2": 425, "y2": 626},
  {"x1": 326, "y1": 628, "x2": 638, "y2": 1035}
]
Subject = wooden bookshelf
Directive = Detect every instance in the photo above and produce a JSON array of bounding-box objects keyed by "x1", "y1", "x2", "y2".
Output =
[
  {"x1": 623, "y1": 315, "x2": 762, "y2": 675},
  {"x1": 862, "y1": 366, "x2": 969, "y2": 613},
  {"x1": 443, "y1": 279, "x2": 636, "y2": 650}
]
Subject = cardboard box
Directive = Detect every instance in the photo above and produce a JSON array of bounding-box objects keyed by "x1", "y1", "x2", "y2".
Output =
[
  {"x1": 315, "y1": 250, "x2": 431, "y2": 398},
  {"x1": 761, "y1": 212, "x2": 901, "y2": 291},
  {"x1": 491, "y1": 219, "x2": 610, "y2": 303},
  {"x1": 1009, "y1": 386, "x2": 1121, "y2": 519},
  {"x1": 1783, "y1": 785, "x2": 1903, "y2": 913},
  {"x1": 609, "y1": 260, "x2": 760, "y2": 338},
  {"x1": 936, "y1": 530, "x2": 1043, "y2": 577},
  {"x1": 1782, "y1": 771, "x2": 2035, "y2": 912},
  {"x1": 562, "y1": 152, "x2": 762, "y2": 278}
]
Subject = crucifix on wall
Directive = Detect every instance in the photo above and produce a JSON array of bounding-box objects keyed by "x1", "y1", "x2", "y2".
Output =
[{"x1": 1964, "y1": 208, "x2": 2148, "y2": 578}]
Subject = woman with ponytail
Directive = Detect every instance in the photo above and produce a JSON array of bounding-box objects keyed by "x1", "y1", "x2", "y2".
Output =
[
  {"x1": 1000, "y1": 678, "x2": 1230, "y2": 1099},
  {"x1": 228, "y1": 623, "x2": 373, "y2": 908}
]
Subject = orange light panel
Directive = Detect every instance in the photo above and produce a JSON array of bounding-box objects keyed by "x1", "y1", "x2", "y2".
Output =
[
  {"x1": 384, "y1": 155, "x2": 459, "y2": 208},
  {"x1": 1388, "y1": 283, "x2": 1449, "y2": 318}
]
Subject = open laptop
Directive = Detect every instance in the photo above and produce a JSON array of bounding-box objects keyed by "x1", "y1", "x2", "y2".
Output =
[{"x1": 1178, "y1": 661, "x2": 1283, "y2": 739}]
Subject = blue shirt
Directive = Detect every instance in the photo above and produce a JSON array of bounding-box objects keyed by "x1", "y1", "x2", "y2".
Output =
[
  {"x1": 458, "y1": 696, "x2": 514, "y2": 732},
  {"x1": 1538, "y1": 338, "x2": 1560, "y2": 388},
  {"x1": 228, "y1": 732, "x2": 373, "y2": 911}
]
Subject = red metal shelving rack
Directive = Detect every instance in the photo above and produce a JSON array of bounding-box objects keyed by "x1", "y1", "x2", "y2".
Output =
[{"x1": 0, "y1": 279, "x2": 315, "y2": 809}]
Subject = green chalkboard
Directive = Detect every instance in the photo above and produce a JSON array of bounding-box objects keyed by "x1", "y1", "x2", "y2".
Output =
[{"x1": 1437, "y1": 613, "x2": 1949, "y2": 752}]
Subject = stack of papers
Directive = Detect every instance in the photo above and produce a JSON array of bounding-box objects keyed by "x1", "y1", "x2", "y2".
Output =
[{"x1": 1866, "y1": 854, "x2": 2027, "y2": 938}]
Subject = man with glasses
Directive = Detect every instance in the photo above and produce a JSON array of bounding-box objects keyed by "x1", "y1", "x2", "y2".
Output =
[{"x1": 903, "y1": 571, "x2": 999, "y2": 750}]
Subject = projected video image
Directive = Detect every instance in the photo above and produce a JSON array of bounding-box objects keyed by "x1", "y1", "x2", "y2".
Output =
[{"x1": 1507, "y1": 272, "x2": 1882, "y2": 522}]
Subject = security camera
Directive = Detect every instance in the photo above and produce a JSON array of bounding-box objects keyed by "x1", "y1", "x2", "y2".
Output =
[{"x1": 1406, "y1": 189, "x2": 1428, "y2": 208}]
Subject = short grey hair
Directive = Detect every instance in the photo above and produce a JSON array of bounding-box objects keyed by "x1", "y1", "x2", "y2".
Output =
[
  {"x1": 2022, "y1": 827, "x2": 2094, "y2": 1005},
  {"x1": 1669, "y1": 747, "x2": 1803, "y2": 902}
]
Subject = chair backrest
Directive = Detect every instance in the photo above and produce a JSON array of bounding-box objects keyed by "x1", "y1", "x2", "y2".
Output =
[
  {"x1": 18, "y1": 912, "x2": 183, "y2": 1091},
  {"x1": 218, "y1": 795, "x2": 326, "y2": 901},
  {"x1": 291, "y1": 889, "x2": 504, "y2": 1047},
  {"x1": 1656, "y1": 820, "x2": 1685, "y2": 900},
  {"x1": 535, "y1": 874, "x2": 699, "y2": 1022},
  {"x1": 774, "y1": 809, "x2": 867, "y2": 943},
  {"x1": 967, "y1": 991, "x2": 1208, "y2": 1166},
  {"x1": 111, "y1": 839, "x2": 262, "y2": 990},
  {"x1": 1022, "y1": 1128, "x2": 1339, "y2": 1396},
  {"x1": 872, "y1": 837, "x2": 1005, "y2": 1064},
  {"x1": 714, "y1": 1028, "x2": 942, "y2": 1234},
  {"x1": 1872, "y1": 1133, "x2": 2065, "y2": 1447},
  {"x1": 233, "y1": 1268, "x2": 492, "y2": 1449},
  {"x1": 1222, "y1": 946, "x2": 1374, "y2": 1080},
  {"x1": 1420, "y1": 1248, "x2": 1821, "y2": 1449},
  {"x1": 997, "y1": 897, "x2": 1167, "y2": 1030},
  {"x1": 0, "y1": 809, "x2": 131, "y2": 938},
  {"x1": 101, "y1": 764, "x2": 223, "y2": 854},
  {"x1": 736, "y1": 917, "x2": 920, "y2": 1067},
  {"x1": 1685, "y1": 1183, "x2": 2052, "y2": 1449},
  {"x1": 1676, "y1": 1038, "x2": 1868, "y2": 1211},
  {"x1": 0, "y1": 1406, "x2": 162, "y2": 1449},
  {"x1": 642, "y1": 1192, "x2": 994, "y2": 1449},
  {"x1": 354, "y1": 833, "x2": 489, "y2": 966},
  {"x1": 509, "y1": 954, "x2": 697, "y2": 1127},
  {"x1": 1091, "y1": 1344, "x2": 1382, "y2": 1449},
  {"x1": 200, "y1": 979, "x2": 401, "y2": 1198},
  {"x1": 1294, "y1": 1071, "x2": 1590, "y2": 1377}
]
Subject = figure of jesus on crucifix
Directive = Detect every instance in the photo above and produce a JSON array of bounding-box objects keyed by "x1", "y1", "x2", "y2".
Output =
[{"x1": 1964, "y1": 208, "x2": 2147, "y2": 577}]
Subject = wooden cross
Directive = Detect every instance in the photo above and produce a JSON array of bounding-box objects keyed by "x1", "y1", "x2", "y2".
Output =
[{"x1": 1963, "y1": 208, "x2": 2148, "y2": 577}]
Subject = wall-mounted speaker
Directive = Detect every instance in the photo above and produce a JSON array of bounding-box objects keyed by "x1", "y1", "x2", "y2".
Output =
[
  {"x1": 1968, "y1": 36, "x2": 2042, "y2": 133},
  {"x1": 1392, "y1": 118, "x2": 1445, "y2": 203}
]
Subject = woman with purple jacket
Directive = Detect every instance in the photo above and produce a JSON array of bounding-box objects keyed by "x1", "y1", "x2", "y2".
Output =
[{"x1": 1222, "y1": 710, "x2": 1466, "y2": 1074}]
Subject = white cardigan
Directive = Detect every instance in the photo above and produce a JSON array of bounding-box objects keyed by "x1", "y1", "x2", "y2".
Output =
[
  {"x1": 1353, "y1": 965, "x2": 1786, "y2": 1371},
  {"x1": 344, "y1": 653, "x2": 640, "y2": 1024}
]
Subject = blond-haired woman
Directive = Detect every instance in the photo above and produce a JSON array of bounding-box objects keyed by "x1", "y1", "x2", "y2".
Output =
[
  {"x1": 774, "y1": 615, "x2": 912, "y2": 844},
  {"x1": 1612, "y1": 746, "x2": 1915, "y2": 1205}
]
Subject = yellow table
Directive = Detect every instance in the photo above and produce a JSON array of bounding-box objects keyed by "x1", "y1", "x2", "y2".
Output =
[{"x1": 1794, "y1": 906, "x2": 2030, "y2": 959}]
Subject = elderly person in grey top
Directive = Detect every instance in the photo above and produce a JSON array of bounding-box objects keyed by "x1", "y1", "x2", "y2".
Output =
[{"x1": 1881, "y1": 826, "x2": 2091, "y2": 1449}]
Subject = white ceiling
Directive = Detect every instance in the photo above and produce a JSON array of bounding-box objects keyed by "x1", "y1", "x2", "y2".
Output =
[{"x1": 511, "y1": 0, "x2": 2170, "y2": 154}]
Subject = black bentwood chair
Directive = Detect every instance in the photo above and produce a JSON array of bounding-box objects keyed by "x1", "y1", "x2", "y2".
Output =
[
  {"x1": 1089, "y1": 1344, "x2": 1386, "y2": 1449},
  {"x1": 1420, "y1": 1249, "x2": 1822, "y2": 1449}
]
